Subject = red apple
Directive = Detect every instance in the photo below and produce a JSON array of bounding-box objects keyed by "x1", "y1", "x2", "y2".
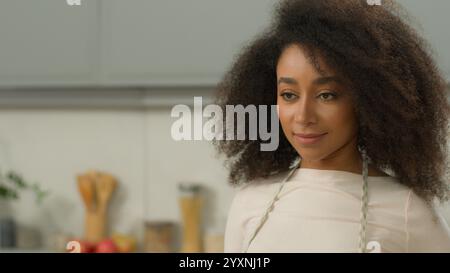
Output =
[
  {"x1": 80, "y1": 241, "x2": 96, "y2": 253},
  {"x1": 95, "y1": 239, "x2": 118, "y2": 253}
]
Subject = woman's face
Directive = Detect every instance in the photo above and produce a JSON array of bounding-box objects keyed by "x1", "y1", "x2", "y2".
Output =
[{"x1": 276, "y1": 44, "x2": 359, "y2": 165}]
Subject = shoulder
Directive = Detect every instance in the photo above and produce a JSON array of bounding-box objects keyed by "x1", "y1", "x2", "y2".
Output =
[
  {"x1": 405, "y1": 189, "x2": 444, "y2": 225},
  {"x1": 367, "y1": 175, "x2": 412, "y2": 204},
  {"x1": 224, "y1": 170, "x2": 291, "y2": 253},
  {"x1": 232, "y1": 170, "x2": 292, "y2": 205},
  {"x1": 405, "y1": 190, "x2": 450, "y2": 252}
]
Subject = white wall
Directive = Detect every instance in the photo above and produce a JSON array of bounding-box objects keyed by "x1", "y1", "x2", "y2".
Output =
[{"x1": 0, "y1": 102, "x2": 234, "y2": 251}]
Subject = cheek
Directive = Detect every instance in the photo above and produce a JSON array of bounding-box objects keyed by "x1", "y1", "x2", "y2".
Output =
[
  {"x1": 322, "y1": 104, "x2": 358, "y2": 137},
  {"x1": 277, "y1": 104, "x2": 295, "y2": 132}
]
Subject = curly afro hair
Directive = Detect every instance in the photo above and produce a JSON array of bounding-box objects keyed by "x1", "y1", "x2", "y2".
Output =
[{"x1": 213, "y1": 0, "x2": 450, "y2": 204}]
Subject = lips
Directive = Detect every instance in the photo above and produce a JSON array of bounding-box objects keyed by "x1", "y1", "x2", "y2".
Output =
[
  {"x1": 293, "y1": 132, "x2": 327, "y2": 145},
  {"x1": 294, "y1": 133, "x2": 327, "y2": 138}
]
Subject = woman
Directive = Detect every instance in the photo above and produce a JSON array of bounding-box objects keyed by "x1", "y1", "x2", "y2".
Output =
[{"x1": 214, "y1": 0, "x2": 450, "y2": 253}]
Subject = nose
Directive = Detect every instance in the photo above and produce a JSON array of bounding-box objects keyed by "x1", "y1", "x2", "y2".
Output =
[{"x1": 294, "y1": 96, "x2": 317, "y2": 125}]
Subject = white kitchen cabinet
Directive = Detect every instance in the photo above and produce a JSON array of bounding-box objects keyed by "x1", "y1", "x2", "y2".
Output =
[
  {"x1": 0, "y1": 0, "x2": 274, "y2": 88},
  {"x1": 101, "y1": 0, "x2": 450, "y2": 86},
  {"x1": 99, "y1": 0, "x2": 273, "y2": 87},
  {"x1": 0, "y1": 0, "x2": 99, "y2": 87},
  {"x1": 0, "y1": 0, "x2": 448, "y2": 89},
  {"x1": 398, "y1": 0, "x2": 450, "y2": 82}
]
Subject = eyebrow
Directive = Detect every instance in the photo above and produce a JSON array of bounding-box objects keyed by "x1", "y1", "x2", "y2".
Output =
[{"x1": 277, "y1": 76, "x2": 343, "y2": 86}]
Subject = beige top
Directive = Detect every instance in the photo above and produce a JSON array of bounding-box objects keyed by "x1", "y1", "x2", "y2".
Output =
[{"x1": 224, "y1": 168, "x2": 450, "y2": 253}]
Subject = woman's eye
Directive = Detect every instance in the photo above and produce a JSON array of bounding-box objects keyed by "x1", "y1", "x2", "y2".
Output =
[
  {"x1": 318, "y1": 92, "x2": 337, "y2": 101},
  {"x1": 280, "y1": 92, "x2": 297, "y2": 101}
]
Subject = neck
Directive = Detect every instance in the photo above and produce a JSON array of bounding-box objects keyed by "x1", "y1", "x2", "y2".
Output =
[
  {"x1": 299, "y1": 135, "x2": 364, "y2": 174},
  {"x1": 299, "y1": 136, "x2": 388, "y2": 177}
]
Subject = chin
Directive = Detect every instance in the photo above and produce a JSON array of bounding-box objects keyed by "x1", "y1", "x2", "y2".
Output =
[{"x1": 295, "y1": 149, "x2": 326, "y2": 162}]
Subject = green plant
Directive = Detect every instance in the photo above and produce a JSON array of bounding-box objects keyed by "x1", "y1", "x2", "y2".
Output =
[{"x1": 0, "y1": 170, "x2": 49, "y2": 204}]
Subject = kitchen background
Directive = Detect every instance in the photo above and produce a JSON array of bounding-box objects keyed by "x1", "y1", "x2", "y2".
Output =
[{"x1": 0, "y1": 0, "x2": 449, "y2": 253}]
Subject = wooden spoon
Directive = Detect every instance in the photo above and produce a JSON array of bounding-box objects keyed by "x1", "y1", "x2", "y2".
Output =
[
  {"x1": 77, "y1": 174, "x2": 95, "y2": 212},
  {"x1": 95, "y1": 173, "x2": 117, "y2": 213}
]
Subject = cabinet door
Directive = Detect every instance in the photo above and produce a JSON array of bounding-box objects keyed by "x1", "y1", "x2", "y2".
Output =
[
  {"x1": 398, "y1": 0, "x2": 450, "y2": 82},
  {"x1": 100, "y1": 0, "x2": 274, "y2": 87},
  {"x1": 0, "y1": 0, "x2": 99, "y2": 87}
]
